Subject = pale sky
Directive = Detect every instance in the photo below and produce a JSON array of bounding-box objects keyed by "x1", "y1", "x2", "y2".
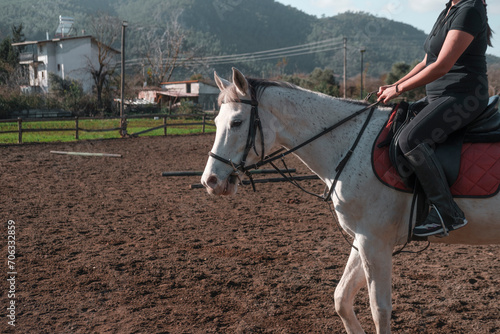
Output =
[{"x1": 276, "y1": 0, "x2": 500, "y2": 58}]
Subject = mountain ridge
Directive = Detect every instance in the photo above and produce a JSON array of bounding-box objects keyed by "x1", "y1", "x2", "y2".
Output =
[{"x1": 1, "y1": 0, "x2": 498, "y2": 79}]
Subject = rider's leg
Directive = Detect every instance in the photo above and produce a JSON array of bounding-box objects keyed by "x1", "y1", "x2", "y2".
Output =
[{"x1": 398, "y1": 95, "x2": 487, "y2": 236}]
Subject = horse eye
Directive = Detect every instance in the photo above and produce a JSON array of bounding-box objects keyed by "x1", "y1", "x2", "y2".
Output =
[{"x1": 230, "y1": 120, "x2": 243, "y2": 128}]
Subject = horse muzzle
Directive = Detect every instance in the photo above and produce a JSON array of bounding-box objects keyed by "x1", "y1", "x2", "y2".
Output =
[{"x1": 201, "y1": 172, "x2": 240, "y2": 196}]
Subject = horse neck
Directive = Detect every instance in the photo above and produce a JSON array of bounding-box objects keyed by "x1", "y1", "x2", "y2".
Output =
[{"x1": 261, "y1": 87, "x2": 381, "y2": 177}]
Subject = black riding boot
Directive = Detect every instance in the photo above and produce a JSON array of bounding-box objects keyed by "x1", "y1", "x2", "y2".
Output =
[{"x1": 404, "y1": 143, "x2": 467, "y2": 237}]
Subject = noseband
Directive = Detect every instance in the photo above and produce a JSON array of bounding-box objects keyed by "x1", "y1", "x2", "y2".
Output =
[{"x1": 208, "y1": 99, "x2": 265, "y2": 190}]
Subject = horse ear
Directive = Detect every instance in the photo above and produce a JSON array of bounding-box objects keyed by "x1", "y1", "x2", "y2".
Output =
[
  {"x1": 232, "y1": 67, "x2": 249, "y2": 97},
  {"x1": 214, "y1": 71, "x2": 230, "y2": 91}
]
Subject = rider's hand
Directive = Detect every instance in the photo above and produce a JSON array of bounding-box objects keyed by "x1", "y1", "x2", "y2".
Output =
[{"x1": 377, "y1": 85, "x2": 401, "y2": 104}]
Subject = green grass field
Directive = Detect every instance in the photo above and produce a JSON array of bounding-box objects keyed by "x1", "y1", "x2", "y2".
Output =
[{"x1": 0, "y1": 118, "x2": 216, "y2": 144}]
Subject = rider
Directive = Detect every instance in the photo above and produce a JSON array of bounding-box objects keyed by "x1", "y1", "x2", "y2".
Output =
[{"x1": 377, "y1": 0, "x2": 493, "y2": 237}]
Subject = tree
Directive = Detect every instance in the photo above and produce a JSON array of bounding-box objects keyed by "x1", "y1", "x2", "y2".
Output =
[
  {"x1": 310, "y1": 68, "x2": 339, "y2": 96},
  {"x1": 0, "y1": 24, "x2": 26, "y2": 86},
  {"x1": 140, "y1": 10, "x2": 201, "y2": 86},
  {"x1": 11, "y1": 24, "x2": 25, "y2": 48},
  {"x1": 48, "y1": 72, "x2": 86, "y2": 113},
  {"x1": 0, "y1": 38, "x2": 14, "y2": 84},
  {"x1": 86, "y1": 13, "x2": 121, "y2": 109},
  {"x1": 282, "y1": 68, "x2": 339, "y2": 97},
  {"x1": 276, "y1": 57, "x2": 288, "y2": 76},
  {"x1": 0, "y1": 38, "x2": 16, "y2": 68}
]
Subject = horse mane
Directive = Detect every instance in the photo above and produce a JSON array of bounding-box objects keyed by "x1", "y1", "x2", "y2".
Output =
[
  {"x1": 218, "y1": 76, "x2": 376, "y2": 108},
  {"x1": 218, "y1": 77, "x2": 298, "y2": 106}
]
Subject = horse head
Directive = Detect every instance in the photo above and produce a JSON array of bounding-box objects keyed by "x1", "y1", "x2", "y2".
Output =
[{"x1": 201, "y1": 68, "x2": 279, "y2": 196}]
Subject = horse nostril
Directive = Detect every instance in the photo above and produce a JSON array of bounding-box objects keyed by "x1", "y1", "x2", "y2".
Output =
[{"x1": 206, "y1": 175, "x2": 218, "y2": 189}]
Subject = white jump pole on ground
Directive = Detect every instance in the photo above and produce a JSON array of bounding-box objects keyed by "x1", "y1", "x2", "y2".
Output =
[{"x1": 50, "y1": 151, "x2": 122, "y2": 158}]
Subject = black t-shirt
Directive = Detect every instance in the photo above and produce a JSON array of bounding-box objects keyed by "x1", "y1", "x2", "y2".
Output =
[{"x1": 424, "y1": 0, "x2": 488, "y2": 96}]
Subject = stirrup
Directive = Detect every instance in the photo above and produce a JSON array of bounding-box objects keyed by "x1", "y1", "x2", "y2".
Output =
[{"x1": 432, "y1": 205, "x2": 449, "y2": 238}]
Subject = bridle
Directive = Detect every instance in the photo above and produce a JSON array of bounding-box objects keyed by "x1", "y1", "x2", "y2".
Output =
[
  {"x1": 208, "y1": 94, "x2": 380, "y2": 198},
  {"x1": 209, "y1": 96, "x2": 379, "y2": 196},
  {"x1": 208, "y1": 99, "x2": 265, "y2": 190}
]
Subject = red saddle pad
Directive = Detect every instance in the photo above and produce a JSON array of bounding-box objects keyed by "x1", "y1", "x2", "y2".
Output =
[{"x1": 372, "y1": 117, "x2": 500, "y2": 198}]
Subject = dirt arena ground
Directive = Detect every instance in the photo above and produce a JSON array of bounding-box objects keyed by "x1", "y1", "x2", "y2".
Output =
[{"x1": 1, "y1": 134, "x2": 499, "y2": 333}]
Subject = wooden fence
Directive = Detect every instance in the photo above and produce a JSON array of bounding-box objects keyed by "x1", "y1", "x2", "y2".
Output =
[{"x1": 0, "y1": 113, "x2": 215, "y2": 144}]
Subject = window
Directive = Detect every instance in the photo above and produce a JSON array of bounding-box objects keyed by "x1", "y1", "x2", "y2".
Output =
[
  {"x1": 57, "y1": 64, "x2": 61, "y2": 71},
  {"x1": 186, "y1": 83, "x2": 191, "y2": 93}
]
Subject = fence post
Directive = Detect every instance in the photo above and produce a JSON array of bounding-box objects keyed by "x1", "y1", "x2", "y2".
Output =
[
  {"x1": 163, "y1": 116, "x2": 167, "y2": 136},
  {"x1": 17, "y1": 117, "x2": 22, "y2": 144},
  {"x1": 75, "y1": 116, "x2": 79, "y2": 140},
  {"x1": 120, "y1": 116, "x2": 127, "y2": 137},
  {"x1": 202, "y1": 114, "x2": 206, "y2": 133}
]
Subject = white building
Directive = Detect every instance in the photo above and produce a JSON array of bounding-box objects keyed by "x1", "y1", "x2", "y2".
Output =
[{"x1": 13, "y1": 35, "x2": 120, "y2": 94}]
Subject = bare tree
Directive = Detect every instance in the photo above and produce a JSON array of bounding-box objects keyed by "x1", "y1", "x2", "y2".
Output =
[
  {"x1": 140, "y1": 10, "x2": 199, "y2": 86},
  {"x1": 86, "y1": 13, "x2": 121, "y2": 109}
]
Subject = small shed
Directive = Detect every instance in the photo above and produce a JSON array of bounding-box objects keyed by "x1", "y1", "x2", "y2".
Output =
[
  {"x1": 138, "y1": 80, "x2": 220, "y2": 111},
  {"x1": 162, "y1": 80, "x2": 220, "y2": 110}
]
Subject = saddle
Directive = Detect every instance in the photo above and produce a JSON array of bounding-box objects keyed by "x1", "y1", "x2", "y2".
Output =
[{"x1": 373, "y1": 95, "x2": 500, "y2": 198}]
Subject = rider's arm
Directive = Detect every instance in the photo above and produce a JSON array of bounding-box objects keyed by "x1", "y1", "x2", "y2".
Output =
[{"x1": 378, "y1": 29, "x2": 475, "y2": 103}]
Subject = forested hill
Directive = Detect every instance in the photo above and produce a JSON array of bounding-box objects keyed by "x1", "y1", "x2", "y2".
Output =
[{"x1": 1, "y1": 0, "x2": 498, "y2": 79}]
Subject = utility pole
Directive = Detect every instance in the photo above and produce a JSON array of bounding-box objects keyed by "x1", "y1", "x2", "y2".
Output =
[
  {"x1": 360, "y1": 48, "x2": 366, "y2": 100},
  {"x1": 343, "y1": 37, "x2": 347, "y2": 99},
  {"x1": 120, "y1": 21, "x2": 128, "y2": 136}
]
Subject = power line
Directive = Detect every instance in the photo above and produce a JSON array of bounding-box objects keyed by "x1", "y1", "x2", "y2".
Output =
[
  {"x1": 125, "y1": 37, "x2": 343, "y2": 64},
  {"x1": 123, "y1": 38, "x2": 344, "y2": 68},
  {"x1": 191, "y1": 37, "x2": 343, "y2": 61},
  {"x1": 184, "y1": 45, "x2": 344, "y2": 66}
]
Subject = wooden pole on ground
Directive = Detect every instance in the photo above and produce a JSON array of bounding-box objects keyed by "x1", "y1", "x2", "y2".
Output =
[
  {"x1": 50, "y1": 151, "x2": 122, "y2": 158},
  {"x1": 162, "y1": 169, "x2": 296, "y2": 177}
]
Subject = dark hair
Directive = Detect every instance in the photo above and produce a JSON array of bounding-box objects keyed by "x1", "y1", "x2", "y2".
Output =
[{"x1": 484, "y1": 0, "x2": 494, "y2": 46}]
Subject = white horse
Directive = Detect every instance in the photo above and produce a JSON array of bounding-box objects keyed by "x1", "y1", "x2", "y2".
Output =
[{"x1": 201, "y1": 68, "x2": 500, "y2": 334}]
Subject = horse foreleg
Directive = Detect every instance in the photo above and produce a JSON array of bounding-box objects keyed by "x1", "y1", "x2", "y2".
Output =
[
  {"x1": 334, "y1": 245, "x2": 366, "y2": 334},
  {"x1": 358, "y1": 236, "x2": 394, "y2": 334}
]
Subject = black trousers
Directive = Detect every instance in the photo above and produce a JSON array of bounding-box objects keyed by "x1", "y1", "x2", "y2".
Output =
[{"x1": 398, "y1": 93, "x2": 489, "y2": 154}]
